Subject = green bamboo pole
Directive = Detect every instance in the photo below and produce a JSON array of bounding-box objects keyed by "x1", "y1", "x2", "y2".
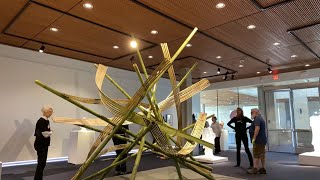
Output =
[
  {"x1": 130, "y1": 134, "x2": 145, "y2": 180},
  {"x1": 167, "y1": 62, "x2": 198, "y2": 98},
  {"x1": 178, "y1": 160, "x2": 215, "y2": 180},
  {"x1": 82, "y1": 148, "x2": 147, "y2": 180},
  {"x1": 173, "y1": 158, "x2": 183, "y2": 180},
  {"x1": 99, "y1": 122, "x2": 154, "y2": 179}
]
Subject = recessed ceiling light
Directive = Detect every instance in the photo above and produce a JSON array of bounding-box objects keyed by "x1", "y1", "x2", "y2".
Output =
[
  {"x1": 186, "y1": 43, "x2": 192, "y2": 47},
  {"x1": 50, "y1": 27, "x2": 58, "y2": 32},
  {"x1": 39, "y1": 45, "x2": 45, "y2": 53},
  {"x1": 130, "y1": 41, "x2": 138, "y2": 48},
  {"x1": 239, "y1": 64, "x2": 244, "y2": 68},
  {"x1": 83, "y1": 3, "x2": 93, "y2": 9},
  {"x1": 247, "y1": 25, "x2": 256, "y2": 29},
  {"x1": 150, "y1": 30, "x2": 158, "y2": 35},
  {"x1": 305, "y1": 64, "x2": 310, "y2": 67},
  {"x1": 148, "y1": 55, "x2": 153, "y2": 59},
  {"x1": 291, "y1": 55, "x2": 297, "y2": 58},
  {"x1": 113, "y1": 46, "x2": 119, "y2": 49},
  {"x1": 203, "y1": 72, "x2": 207, "y2": 74},
  {"x1": 216, "y1": 3, "x2": 225, "y2": 9},
  {"x1": 257, "y1": 71, "x2": 261, "y2": 74},
  {"x1": 273, "y1": 42, "x2": 280, "y2": 46},
  {"x1": 216, "y1": 56, "x2": 222, "y2": 59}
]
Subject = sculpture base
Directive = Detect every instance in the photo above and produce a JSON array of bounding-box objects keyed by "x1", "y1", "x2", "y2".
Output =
[
  {"x1": 193, "y1": 154, "x2": 228, "y2": 164},
  {"x1": 104, "y1": 166, "x2": 243, "y2": 180},
  {"x1": 299, "y1": 152, "x2": 320, "y2": 166}
]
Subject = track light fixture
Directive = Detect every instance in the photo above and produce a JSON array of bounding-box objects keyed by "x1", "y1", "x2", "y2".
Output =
[
  {"x1": 39, "y1": 45, "x2": 45, "y2": 53},
  {"x1": 231, "y1": 74, "x2": 234, "y2": 80},
  {"x1": 223, "y1": 74, "x2": 228, "y2": 80},
  {"x1": 217, "y1": 67, "x2": 221, "y2": 74},
  {"x1": 130, "y1": 56, "x2": 135, "y2": 62},
  {"x1": 268, "y1": 67, "x2": 272, "y2": 73}
]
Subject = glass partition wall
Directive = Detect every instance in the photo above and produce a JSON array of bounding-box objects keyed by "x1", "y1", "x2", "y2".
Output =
[
  {"x1": 265, "y1": 83, "x2": 320, "y2": 154},
  {"x1": 200, "y1": 87, "x2": 258, "y2": 146}
]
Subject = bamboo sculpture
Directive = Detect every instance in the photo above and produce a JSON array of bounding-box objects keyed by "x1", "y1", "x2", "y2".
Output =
[{"x1": 35, "y1": 27, "x2": 216, "y2": 179}]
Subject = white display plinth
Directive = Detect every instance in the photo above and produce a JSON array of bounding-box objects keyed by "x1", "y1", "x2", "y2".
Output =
[
  {"x1": 299, "y1": 152, "x2": 320, "y2": 166},
  {"x1": 68, "y1": 128, "x2": 95, "y2": 165},
  {"x1": 221, "y1": 129, "x2": 229, "y2": 151},
  {"x1": 194, "y1": 128, "x2": 228, "y2": 164},
  {"x1": 0, "y1": 161, "x2": 2, "y2": 180}
]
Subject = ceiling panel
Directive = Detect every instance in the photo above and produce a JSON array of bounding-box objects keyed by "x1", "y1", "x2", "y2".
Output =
[
  {"x1": 254, "y1": 44, "x2": 318, "y2": 65},
  {"x1": 34, "y1": 0, "x2": 82, "y2": 12},
  {"x1": 255, "y1": 0, "x2": 289, "y2": 8},
  {"x1": 6, "y1": 3, "x2": 62, "y2": 39},
  {"x1": 206, "y1": 0, "x2": 320, "y2": 66},
  {"x1": 0, "y1": 34, "x2": 28, "y2": 47},
  {"x1": 307, "y1": 41, "x2": 320, "y2": 57},
  {"x1": 138, "y1": 0, "x2": 259, "y2": 30},
  {"x1": 0, "y1": 0, "x2": 29, "y2": 31},
  {"x1": 69, "y1": 0, "x2": 191, "y2": 43},
  {"x1": 32, "y1": 14, "x2": 153, "y2": 59},
  {"x1": 293, "y1": 24, "x2": 320, "y2": 43},
  {"x1": 23, "y1": 40, "x2": 112, "y2": 64}
]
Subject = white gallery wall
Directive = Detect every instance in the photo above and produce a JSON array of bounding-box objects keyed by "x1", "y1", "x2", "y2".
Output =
[{"x1": 0, "y1": 44, "x2": 177, "y2": 163}]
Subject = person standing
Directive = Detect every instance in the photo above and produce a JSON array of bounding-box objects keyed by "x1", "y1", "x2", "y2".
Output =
[
  {"x1": 248, "y1": 108, "x2": 267, "y2": 174},
  {"x1": 112, "y1": 124, "x2": 129, "y2": 175},
  {"x1": 34, "y1": 105, "x2": 53, "y2": 180},
  {"x1": 227, "y1": 107, "x2": 253, "y2": 168},
  {"x1": 211, "y1": 116, "x2": 222, "y2": 154}
]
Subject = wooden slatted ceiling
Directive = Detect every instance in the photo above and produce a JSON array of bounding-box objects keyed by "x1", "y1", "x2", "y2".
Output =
[
  {"x1": 23, "y1": 41, "x2": 112, "y2": 64},
  {"x1": 1, "y1": 0, "x2": 320, "y2": 83},
  {"x1": 69, "y1": 0, "x2": 191, "y2": 43},
  {"x1": 255, "y1": 0, "x2": 289, "y2": 8},
  {"x1": 0, "y1": 0, "x2": 29, "y2": 31},
  {"x1": 34, "y1": 0, "x2": 82, "y2": 12},
  {"x1": 138, "y1": 0, "x2": 260, "y2": 30},
  {"x1": 0, "y1": 34, "x2": 28, "y2": 47}
]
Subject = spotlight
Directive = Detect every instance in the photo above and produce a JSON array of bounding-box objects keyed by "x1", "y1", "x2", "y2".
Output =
[
  {"x1": 39, "y1": 45, "x2": 45, "y2": 53},
  {"x1": 223, "y1": 74, "x2": 228, "y2": 80},
  {"x1": 216, "y1": 3, "x2": 226, "y2": 9},
  {"x1": 217, "y1": 67, "x2": 221, "y2": 74},
  {"x1": 150, "y1": 30, "x2": 158, "y2": 34},
  {"x1": 268, "y1": 67, "x2": 272, "y2": 73},
  {"x1": 186, "y1": 43, "x2": 192, "y2": 47},
  {"x1": 231, "y1": 74, "x2": 234, "y2": 80},
  {"x1": 130, "y1": 56, "x2": 135, "y2": 62},
  {"x1": 83, "y1": 3, "x2": 93, "y2": 9},
  {"x1": 130, "y1": 41, "x2": 138, "y2": 48},
  {"x1": 148, "y1": 55, "x2": 153, "y2": 59}
]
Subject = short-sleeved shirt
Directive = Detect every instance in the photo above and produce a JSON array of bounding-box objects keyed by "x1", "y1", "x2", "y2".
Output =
[{"x1": 249, "y1": 115, "x2": 267, "y2": 145}]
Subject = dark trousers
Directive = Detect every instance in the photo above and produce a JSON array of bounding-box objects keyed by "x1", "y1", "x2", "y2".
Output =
[
  {"x1": 214, "y1": 137, "x2": 221, "y2": 153},
  {"x1": 112, "y1": 136, "x2": 127, "y2": 172},
  {"x1": 34, "y1": 147, "x2": 48, "y2": 180},
  {"x1": 235, "y1": 133, "x2": 253, "y2": 166}
]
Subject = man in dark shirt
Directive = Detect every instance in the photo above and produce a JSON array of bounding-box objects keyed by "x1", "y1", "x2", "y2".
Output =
[
  {"x1": 227, "y1": 107, "x2": 253, "y2": 168},
  {"x1": 112, "y1": 124, "x2": 129, "y2": 175},
  {"x1": 34, "y1": 105, "x2": 53, "y2": 180},
  {"x1": 248, "y1": 108, "x2": 267, "y2": 174}
]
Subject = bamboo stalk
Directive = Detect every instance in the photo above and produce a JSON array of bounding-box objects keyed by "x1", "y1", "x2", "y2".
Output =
[
  {"x1": 130, "y1": 131, "x2": 146, "y2": 180},
  {"x1": 173, "y1": 158, "x2": 183, "y2": 180}
]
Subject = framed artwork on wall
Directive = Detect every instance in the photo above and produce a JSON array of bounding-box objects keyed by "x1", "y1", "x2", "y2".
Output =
[{"x1": 166, "y1": 114, "x2": 173, "y2": 126}]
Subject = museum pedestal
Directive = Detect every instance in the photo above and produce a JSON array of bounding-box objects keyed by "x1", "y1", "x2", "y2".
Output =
[
  {"x1": 68, "y1": 128, "x2": 95, "y2": 165},
  {"x1": 298, "y1": 152, "x2": 320, "y2": 166},
  {"x1": 193, "y1": 128, "x2": 228, "y2": 164},
  {"x1": 221, "y1": 129, "x2": 229, "y2": 151}
]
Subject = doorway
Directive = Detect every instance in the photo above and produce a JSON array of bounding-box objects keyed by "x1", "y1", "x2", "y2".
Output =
[{"x1": 265, "y1": 85, "x2": 320, "y2": 153}]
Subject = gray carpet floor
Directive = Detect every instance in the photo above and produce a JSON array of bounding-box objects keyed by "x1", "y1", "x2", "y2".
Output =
[{"x1": 2, "y1": 150, "x2": 320, "y2": 180}]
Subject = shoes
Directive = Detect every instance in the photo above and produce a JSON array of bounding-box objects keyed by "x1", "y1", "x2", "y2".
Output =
[
  {"x1": 234, "y1": 164, "x2": 240, "y2": 167},
  {"x1": 258, "y1": 168, "x2": 267, "y2": 174},
  {"x1": 119, "y1": 171, "x2": 126, "y2": 175},
  {"x1": 247, "y1": 166, "x2": 253, "y2": 170},
  {"x1": 213, "y1": 152, "x2": 221, "y2": 155},
  {"x1": 247, "y1": 168, "x2": 258, "y2": 174}
]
